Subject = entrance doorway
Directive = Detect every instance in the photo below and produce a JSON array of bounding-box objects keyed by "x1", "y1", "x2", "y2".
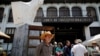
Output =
[
  {"x1": 42, "y1": 23, "x2": 86, "y2": 45},
  {"x1": 55, "y1": 32, "x2": 77, "y2": 45}
]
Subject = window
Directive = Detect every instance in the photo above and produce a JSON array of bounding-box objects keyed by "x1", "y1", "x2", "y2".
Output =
[
  {"x1": 87, "y1": 7, "x2": 98, "y2": 21},
  {"x1": 90, "y1": 27, "x2": 100, "y2": 36},
  {"x1": 4, "y1": 28, "x2": 16, "y2": 43},
  {"x1": 8, "y1": 9, "x2": 13, "y2": 22},
  {"x1": 72, "y1": 7, "x2": 82, "y2": 17},
  {"x1": 59, "y1": 7, "x2": 70, "y2": 17},
  {"x1": 0, "y1": 8, "x2": 4, "y2": 22},
  {"x1": 87, "y1": 7, "x2": 97, "y2": 17},
  {"x1": 47, "y1": 7, "x2": 57, "y2": 17},
  {"x1": 36, "y1": 8, "x2": 44, "y2": 17}
]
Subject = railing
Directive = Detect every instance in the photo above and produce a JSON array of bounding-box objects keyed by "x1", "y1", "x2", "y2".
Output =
[{"x1": 34, "y1": 16, "x2": 97, "y2": 23}]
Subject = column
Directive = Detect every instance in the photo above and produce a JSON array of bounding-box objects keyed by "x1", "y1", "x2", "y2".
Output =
[
  {"x1": 11, "y1": 24, "x2": 29, "y2": 56},
  {"x1": 69, "y1": 6, "x2": 72, "y2": 17},
  {"x1": 0, "y1": 6, "x2": 10, "y2": 52},
  {"x1": 42, "y1": 7, "x2": 47, "y2": 17},
  {"x1": 81, "y1": 5, "x2": 87, "y2": 17},
  {"x1": 84, "y1": 26, "x2": 91, "y2": 40},
  {"x1": 95, "y1": 6, "x2": 100, "y2": 25},
  {"x1": 57, "y1": 7, "x2": 59, "y2": 17},
  {"x1": 1, "y1": 6, "x2": 10, "y2": 32}
]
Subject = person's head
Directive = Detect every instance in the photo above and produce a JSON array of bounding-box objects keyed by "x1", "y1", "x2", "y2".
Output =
[
  {"x1": 58, "y1": 42, "x2": 63, "y2": 48},
  {"x1": 40, "y1": 31, "x2": 54, "y2": 44},
  {"x1": 92, "y1": 41, "x2": 98, "y2": 47},
  {"x1": 54, "y1": 41, "x2": 57, "y2": 45},
  {"x1": 66, "y1": 40, "x2": 71, "y2": 46},
  {"x1": 54, "y1": 41, "x2": 57, "y2": 47},
  {"x1": 75, "y1": 39, "x2": 82, "y2": 44}
]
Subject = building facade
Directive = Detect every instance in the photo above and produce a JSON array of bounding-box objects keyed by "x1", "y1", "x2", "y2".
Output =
[{"x1": 0, "y1": 0, "x2": 100, "y2": 51}]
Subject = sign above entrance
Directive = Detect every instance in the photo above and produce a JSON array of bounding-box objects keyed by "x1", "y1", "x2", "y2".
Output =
[{"x1": 35, "y1": 17, "x2": 95, "y2": 23}]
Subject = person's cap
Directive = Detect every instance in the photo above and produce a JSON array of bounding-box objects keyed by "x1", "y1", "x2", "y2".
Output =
[
  {"x1": 92, "y1": 41, "x2": 97, "y2": 44},
  {"x1": 75, "y1": 39, "x2": 82, "y2": 44},
  {"x1": 40, "y1": 31, "x2": 54, "y2": 40}
]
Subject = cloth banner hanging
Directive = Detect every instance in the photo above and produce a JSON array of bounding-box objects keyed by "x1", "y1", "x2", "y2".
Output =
[{"x1": 11, "y1": 0, "x2": 44, "y2": 26}]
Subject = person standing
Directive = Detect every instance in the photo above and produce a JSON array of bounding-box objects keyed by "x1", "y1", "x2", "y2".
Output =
[
  {"x1": 35, "y1": 31, "x2": 54, "y2": 56},
  {"x1": 92, "y1": 41, "x2": 100, "y2": 53},
  {"x1": 71, "y1": 39, "x2": 88, "y2": 56},
  {"x1": 53, "y1": 41, "x2": 58, "y2": 56},
  {"x1": 55, "y1": 42, "x2": 63, "y2": 56},
  {"x1": 63, "y1": 40, "x2": 72, "y2": 56}
]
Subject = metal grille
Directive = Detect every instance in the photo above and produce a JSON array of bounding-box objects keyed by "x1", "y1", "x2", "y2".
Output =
[{"x1": 5, "y1": 28, "x2": 16, "y2": 34}]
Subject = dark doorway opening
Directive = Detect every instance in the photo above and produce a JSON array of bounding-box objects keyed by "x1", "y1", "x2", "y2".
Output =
[
  {"x1": 42, "y1": 22, "x2": 86, "y2": 45},
  {"x1": 55, "y1": 32, "x2": 77, "y2": 45}
]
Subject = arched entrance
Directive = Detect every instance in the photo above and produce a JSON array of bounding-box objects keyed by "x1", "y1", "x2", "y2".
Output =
[{"x1": 42, "y1": 22, "x2": 86, "y2": 45}]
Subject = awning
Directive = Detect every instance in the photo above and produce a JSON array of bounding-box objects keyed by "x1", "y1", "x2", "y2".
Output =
[
  {"x1": 82, "y1": 34, "x2": 100, "y2": 46},
  {"x1": 0, "y1": 31, "x2": 10, "y2": 39}
]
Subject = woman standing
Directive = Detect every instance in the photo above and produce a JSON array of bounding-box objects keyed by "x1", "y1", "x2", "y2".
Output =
[{"x1": 56, "y1": 42, "x2": 63, "y2": 56}]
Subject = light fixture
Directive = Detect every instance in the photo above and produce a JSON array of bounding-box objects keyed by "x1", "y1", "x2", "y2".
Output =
[
  {"x1": 70, "y1": 27, "x2": 72, "y2": 30},
  {"x1": 57, "y1": 27, "x2": 59, "y2": 30}
]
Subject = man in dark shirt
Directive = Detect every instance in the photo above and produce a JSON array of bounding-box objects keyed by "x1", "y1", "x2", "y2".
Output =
[
  {"x1": 63, "y1": 40, "x2": 72, "y2": 56},
  {"x1": 35, "y1": 31, "x2": 54, "y2": 56}
]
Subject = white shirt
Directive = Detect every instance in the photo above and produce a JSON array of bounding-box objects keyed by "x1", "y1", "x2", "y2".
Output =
[
  {"x1": 94, "y1": 46, "x2": 100, "y2": 52},
  {"x1": 71, "y1": 43, "x2": 88, "y2": 56}
]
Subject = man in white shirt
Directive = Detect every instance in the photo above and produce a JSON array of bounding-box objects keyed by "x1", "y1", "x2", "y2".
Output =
[{"x1": 71, "y1": 39, "x2": 88, "y2": 56}]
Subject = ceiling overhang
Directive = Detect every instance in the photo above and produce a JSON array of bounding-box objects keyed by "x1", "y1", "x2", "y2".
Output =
[{"x1": 0, "y1": 0, "x2": 100, "y2": 5}]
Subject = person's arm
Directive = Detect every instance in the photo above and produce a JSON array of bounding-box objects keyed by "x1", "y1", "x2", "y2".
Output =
[
  {"x1": 71, "y1": 46, "x2": 75, "y2": 56},
  {"x1": 95, "y1": 46, "x2": 100, "y2": 53},
  {"x1": 35, "y1": 43, "x2": 42, "y2": 56},
  {"x1": 84, "y1": 46, "x2": 88, "y2": 56},
  {"x1": 63, "y1": 46, "x2": 68, "y2": 56},
  {"x1": 84, "y1": 52, "x2": 88, "y2": 56}
]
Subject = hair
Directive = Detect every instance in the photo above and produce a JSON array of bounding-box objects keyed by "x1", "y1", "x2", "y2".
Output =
[
  {"x1": 58, "y1": 42, "x2": 63, "y2": 48},
  {"x1": 66, "y1": 40, "x2": 70, "y2": 43},
  {"x1": 75, "y1": 39, "x2": 82, "y2": 44}
]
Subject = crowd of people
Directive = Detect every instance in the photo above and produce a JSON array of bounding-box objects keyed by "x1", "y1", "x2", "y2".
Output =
[
  {"x1": 53, "y1": 39, "x2": 88, "y2": 56},
  {"x1": 35, "y1": 31, "x2": 100, "y2": 56},
  {"x1": 0, "y1": 31, "x2": 100, "y2": 56}
]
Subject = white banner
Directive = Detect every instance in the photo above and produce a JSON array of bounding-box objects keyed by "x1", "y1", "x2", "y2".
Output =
[{"x1": 11, "y1": 0, "x2": 44, "y2": 25}]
